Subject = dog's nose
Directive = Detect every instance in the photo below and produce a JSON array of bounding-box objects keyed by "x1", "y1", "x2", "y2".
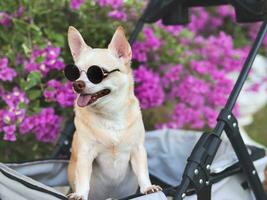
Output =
[{"x1": 73, "y1": 80, "x2": 85, "y2": 93}]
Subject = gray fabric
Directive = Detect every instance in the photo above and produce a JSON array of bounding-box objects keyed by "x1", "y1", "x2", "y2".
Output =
[
  {"x1": 1, "y1": 129, "x2": 266, "y2": 200},
  {"x1": 6, "y1": 160, "x2": 69, "y2": 187},
  {"x1": 0, "y1": 163, "x2": 66, "y2": 200},
  {"x1": 145, "y1": 129, "x2": 239, "y2": 186},
  {"x1": 131, "y1": 192, "x2": 167, "y2": 200}
]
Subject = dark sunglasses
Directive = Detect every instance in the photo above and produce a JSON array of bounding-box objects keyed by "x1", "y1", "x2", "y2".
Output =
[{"x1": 64, "y1": 64, "x2": 120, "y2": 84}]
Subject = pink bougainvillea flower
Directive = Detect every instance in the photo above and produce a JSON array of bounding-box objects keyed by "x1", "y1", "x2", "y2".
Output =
[
  {"x1": 108, "y1": 10, "x2": 127, "y2": 21},
  {"x1": 0, "y1": 12, "x2": 11, "y2": 27},
  {"x1": 24, "y1": 45, "x2": 64, "y2": 76},
  {"x1": 95, "y1": 0, "x2": 123, "y2": 9},
  {"x1": 0, "y1": 58, "x2": 17, "y2": 81},
  {"x1": 3, "y1": 125, "x2": 16, "y2": 141},
  {"x1": 44, "y1": 79, "x2": 76, "y2": 107},
  {"x1": 70, "y1": 0, "x2": 85, "y2": 10},
  {"x1": 134, "y1": 65, "x2": 164, "y2": 109},
  {"x1": 19, "y1": 108, "x2": 62, "y2": 142}
]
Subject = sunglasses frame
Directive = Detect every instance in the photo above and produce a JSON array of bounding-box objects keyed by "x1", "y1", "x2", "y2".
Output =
[{"x1": 64, "y1": 64, "x2": 120, "y2": 84}]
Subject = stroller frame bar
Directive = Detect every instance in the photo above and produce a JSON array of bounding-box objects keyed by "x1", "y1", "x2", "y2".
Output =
[{"x1": 172, "y1": 20, "x2": 267, "y2": 200}]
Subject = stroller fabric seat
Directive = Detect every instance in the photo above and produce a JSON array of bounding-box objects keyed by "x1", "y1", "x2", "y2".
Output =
[{"x1": 0, "y1": 129, "x2": 266, "y2": 200}]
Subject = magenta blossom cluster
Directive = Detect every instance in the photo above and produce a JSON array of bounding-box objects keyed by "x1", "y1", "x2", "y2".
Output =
[
  {"x1": 0, "y1": 12, "x2": 11, "y2": 26},
  {"x1": 134, "y1": 65, "x2": 164, "y2": 109},
  {"x1": 0, "y1": 87, "x2": 29, "y2": 141},
  {"x1": 70, "y1": 0, "x2": 127, "y2": 21},
  {"x1": 19, "y1": 108, "x2": 62, "y2": 142},
  {"x1": 94, "y1": 0, "x2": 127, "y2": 21},
  {"x1": 108, "y1": 10, "x2": 127, "y2": 21},
  {"x1": 132, "y1": 27, "x2": 161, "y2": 62},
  {"x1": 0, "y1": 6, "x2": 24, "y2": 27},
  {"x1": 95, "y1": 0, "x2": 123, "y2": 8},
  {"x1": 24, "y1": 45, "x2": 64, "y2": 76},
  {"x1": 158, "y1": 31, "x2": 247, "y2": 129},
  {"x1": 44, "y1": 79, "x2": 76, "y2": 107},
  {"x1": 193, "y1": 32, "x2": 248, "y2": 73},
  {"x1": 70, "y1": 0, "x2": 85, "y2": 10},
  {"x1": 0, "y1": 58, "x2": 17, "y2": 81}
]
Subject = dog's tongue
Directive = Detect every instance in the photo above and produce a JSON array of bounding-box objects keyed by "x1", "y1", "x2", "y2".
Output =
[{"x1": 77, "y1": 94, "x2": 92, "y2": 107}]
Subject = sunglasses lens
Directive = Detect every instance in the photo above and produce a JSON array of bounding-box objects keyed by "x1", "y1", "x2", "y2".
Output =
[
  {"x1": 87, "y1": 65, "x2": 104, "y2": 84},
  {"x1": 64, "y1": 64, "x2": 80, "y2": 81}
]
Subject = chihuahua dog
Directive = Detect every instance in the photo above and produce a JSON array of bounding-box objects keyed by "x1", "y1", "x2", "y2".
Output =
[{"x1": 66, "y1": 26, "x2": 161, "y2": 200}]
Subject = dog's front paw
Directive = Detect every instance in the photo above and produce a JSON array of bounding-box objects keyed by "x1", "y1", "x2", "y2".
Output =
[
  {"x1": 142, "y1": 185, "x2": 162, "y2": 194},
  {"x1": 67, "y1": 193, "x2": 84, "y2": 200}
]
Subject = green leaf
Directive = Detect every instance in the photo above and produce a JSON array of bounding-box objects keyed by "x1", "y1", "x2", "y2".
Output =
[
  {"x1": 27, "y1": 100, "x2": 41, "y2": 115},
  {"x1": 25, "y1": 72, "x2": 42, "y2": 90},
  {"x1": 22, "y1": 44, "x2": 31, "y2": 55},
  {"x1": 36, "y1": 56, "x2": 45, "y2": 63},
  {"x1": 44, "y1": 29, "x2": 65, "y2": 46},
  {"x1": 27, "y1": 89, "x2": 42, "y2": 100},
  {"x1": 18, "y1": 102, "x2": 26, "y2": 109},
  {"x1": 19, "y1": 79, "x2": 27, "y2": 90}
]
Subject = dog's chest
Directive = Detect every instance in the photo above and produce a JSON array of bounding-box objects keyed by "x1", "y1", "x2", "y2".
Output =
[{"x1": 93, "y1": 141, "x2": 132, "y2": 181}]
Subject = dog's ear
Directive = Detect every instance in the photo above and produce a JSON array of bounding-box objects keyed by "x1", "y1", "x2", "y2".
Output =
[
  {"x1": 68, "y1": 26, "x2": 91, "y2": 62},
  {"x1": 108, "y1": 26, "x2": 132, "y2": 64}
]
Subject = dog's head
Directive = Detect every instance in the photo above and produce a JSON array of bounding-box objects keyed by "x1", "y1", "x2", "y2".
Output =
[{"x1": 67, "y1": 26, "x2": 133, "y2": 108}]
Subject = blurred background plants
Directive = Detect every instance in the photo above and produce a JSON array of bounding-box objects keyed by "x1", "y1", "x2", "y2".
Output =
[{"x1": 0, "y1": 0, "x2": 266, "y2": 162}]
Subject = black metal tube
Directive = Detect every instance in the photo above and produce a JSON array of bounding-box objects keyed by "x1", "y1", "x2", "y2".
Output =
[
  {"x1": 214, "y1": 20, "x2": 267, "y2": 137},
  {"x1": 129, "y1": 18, "x2": 145, "y2": 46},
  {"x1": 225, "y1": 127, "x2": 267, "y2": 200},
  {"x1": 225, "y1": 20, "x2": 267, "y2": 111},
  {"x1": 171, "y1": 20, "x2": 267, "y2": 200}
]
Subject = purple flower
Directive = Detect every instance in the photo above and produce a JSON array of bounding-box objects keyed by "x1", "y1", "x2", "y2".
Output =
[
  {"x1": 70, "y1": 0, "x2": 85, "y2": 10},
  {"x1": 203, "y1": 107, "x2": 218, "y2": 127},
  {"x1": 0, "y1": 88, "x2": 28, "y2": 140},
  {"x1": 216, "y1": 5, "x2": 235, "y2": 20},
  {"x1": 24, "y1": 45, "x2": 64, "y2": 76},
  {"x1": 247, "y1": 82, "x2": 261, "y2": 92},
  {"x1": 134, "y1": 65, "x2": 164, "y2": 109},
  {"x1": 190, "y1": 60, "x2": 213, "y2": 75},
  {"x1": 132, "y1": 27, "x2": 161, "y2": 62},
  {"x1": 188, "y1": 8, "x2": 209, "y2": 32},
  {"x1": 3, "y1": 125, "x2": 16, "y2": 141},
  {"x1": 156, "y1": 21, "x2": 183, "y2": 36},
  {"x1": 108, "y1": 10, "x2": 127, "y2": 21},
  {"x1": 132, "y1": 42, "x2": 148, "y2": 62},
  {"x1": 44, "y1": 80, "x2": 76, "y2": 107},
  {"x1": 19, "y1": 108, "x2": 62, "y2": 142},
  {"x1": 0, "y1": 57, "x2": 17, "y2": 81},
  {"x1": 143, "y1": 27, "x2": 161, "y2": 50},
  {"x1": 162, "y1": 64, "x2": 183, "y2": 88},
  {"x1": 14, "y1": 5, "x2": 25, "y2": 18},
  {"x1": 165, "y1": 103, "x2": 205, "y2": 129},
  {"x1": 0, "y1": 12, "x2": 11, "y2": 27},
  {"x1": 19, "y1": 117, "x2": 34, "y2": 135},
  {"x1": 95, "y1": 0, "x2": 123, "y2": 9},
  {"x1": 2, "y1": 87, "x2": 29, "y2": 108}
]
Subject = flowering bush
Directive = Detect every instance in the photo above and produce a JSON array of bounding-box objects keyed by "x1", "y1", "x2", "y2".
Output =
[{"x1": 0, "y1": 1, "x2": 266, "y2": 160}]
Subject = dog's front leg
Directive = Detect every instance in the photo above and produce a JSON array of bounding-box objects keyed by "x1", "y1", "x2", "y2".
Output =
[
  {"x1": 68, "y1": 151, "x2": 95, "y2": 200},
  {"x1": 130, "y1": 145, "x2": 162, "y2": 194}
]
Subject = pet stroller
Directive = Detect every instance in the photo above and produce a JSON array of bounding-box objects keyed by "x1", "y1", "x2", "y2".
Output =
[{"x1": 1, "y1": 0, "x2": 267, "y2": 200}]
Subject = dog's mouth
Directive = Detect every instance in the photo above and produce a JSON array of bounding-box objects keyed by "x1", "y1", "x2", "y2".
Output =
[{"x1": 77, "y1": 89, "x2": 111, "y2": 107}]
